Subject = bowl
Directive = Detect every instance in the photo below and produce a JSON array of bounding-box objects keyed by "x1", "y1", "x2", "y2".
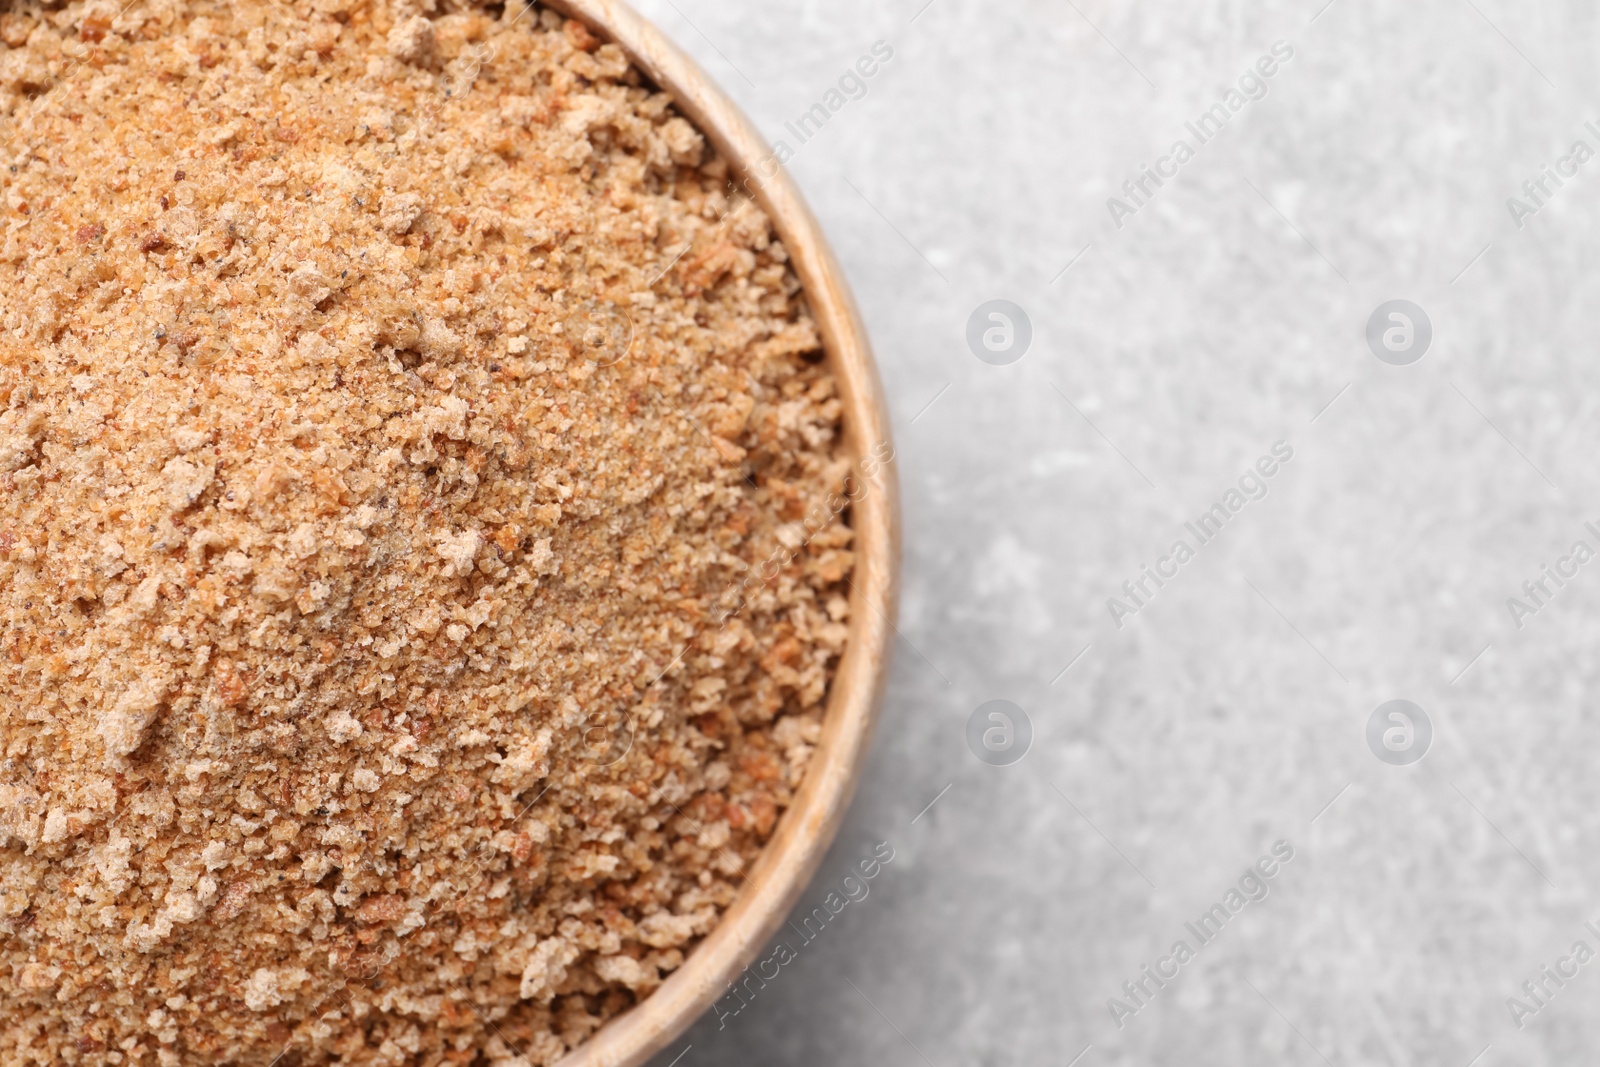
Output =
[{"x1": 539, "y1": 2, "x2": 900, "y2": 1064}]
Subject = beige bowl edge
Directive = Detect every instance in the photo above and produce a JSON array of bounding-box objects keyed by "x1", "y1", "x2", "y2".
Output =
[{"x1": 536, "y1": 2, "x2": 901, "y2": 1065}]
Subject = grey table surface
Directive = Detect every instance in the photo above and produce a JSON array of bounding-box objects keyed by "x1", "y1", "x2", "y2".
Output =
[{"x1": 618, "y1": 2, "x2": 1600, "y2": 1065}]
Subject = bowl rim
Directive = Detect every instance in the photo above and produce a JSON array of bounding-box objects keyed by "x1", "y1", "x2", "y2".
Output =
[{"x1": 539, "y1": 2, "x2": 901, "y2": 1065}]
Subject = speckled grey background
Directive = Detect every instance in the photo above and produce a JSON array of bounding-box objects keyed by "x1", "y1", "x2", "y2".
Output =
[{"x1": 627, "y1": 1, "x2": 1600, "y2": 1064}]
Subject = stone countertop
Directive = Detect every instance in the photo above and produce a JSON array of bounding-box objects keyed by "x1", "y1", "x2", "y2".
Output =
[{"x1": 628, "y1": 2, "x2": 1600, "y2": 1064}]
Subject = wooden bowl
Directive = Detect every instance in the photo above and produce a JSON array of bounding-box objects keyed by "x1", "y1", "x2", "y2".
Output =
[{"x1": 540, "y1": 2, "x2": 900, "y2": 1065}]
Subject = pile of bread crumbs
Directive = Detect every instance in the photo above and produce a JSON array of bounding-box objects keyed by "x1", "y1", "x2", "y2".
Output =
[{"x1": 0, "y1": 1, "x2": 855, "y2": 1063}]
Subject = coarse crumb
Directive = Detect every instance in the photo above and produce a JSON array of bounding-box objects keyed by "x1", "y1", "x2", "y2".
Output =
[{"x1": 0, "y1": 1, "x2": 856, "y2": 1064}]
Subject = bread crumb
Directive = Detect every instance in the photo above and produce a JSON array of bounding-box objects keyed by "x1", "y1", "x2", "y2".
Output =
[
  {"x1": 379, "y1": 190, "x2": 426, "y2": 235},
  {"x1": 326, "y1": 708, "x2": 364, "y2": 743},
  {"x1": 386, "y1": 14, "x2": 438, "y2": 67}
]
